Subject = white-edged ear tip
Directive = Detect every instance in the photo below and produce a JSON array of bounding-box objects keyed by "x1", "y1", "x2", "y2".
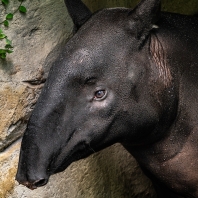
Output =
[{"x1": 152, "y1": 25, "x2": 159, "y2": 29}]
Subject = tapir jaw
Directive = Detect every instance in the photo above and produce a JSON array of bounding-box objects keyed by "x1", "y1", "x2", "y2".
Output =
[
  {"x1": 16, "y1": 134, "x2": 95, "y2": 189},
  {"x1": 16, "y1": 130, "x2": 114, "y2": 189},
  {"x1": 52, "y1": 143, "x2": 89, "y2": 173}
]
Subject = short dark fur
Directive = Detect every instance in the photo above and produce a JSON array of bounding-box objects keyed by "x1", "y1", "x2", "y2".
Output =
[{"x1": 16, "y1": 0, "x2": 198, "y2": 197}]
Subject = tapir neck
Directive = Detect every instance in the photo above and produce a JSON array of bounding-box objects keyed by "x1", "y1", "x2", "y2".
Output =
[{"x1": 123, "y1": 99, "x2": 198, "y2": 196}]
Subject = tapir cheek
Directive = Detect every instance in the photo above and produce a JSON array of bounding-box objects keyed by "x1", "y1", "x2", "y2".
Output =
[{"x1": 87, "y1": 94, "x2": 116, "y2": 120}]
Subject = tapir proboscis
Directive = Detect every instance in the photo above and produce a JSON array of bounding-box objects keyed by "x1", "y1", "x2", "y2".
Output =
[{"x1": 16, "y1": 0, "x2": 198, "y2": 197}]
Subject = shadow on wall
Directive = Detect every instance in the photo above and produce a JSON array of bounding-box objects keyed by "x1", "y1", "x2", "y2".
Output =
[
  {"x1": 84, "y1": 0, "x2": 198, "y2": 15},
  {"x1": 0, "y1": 59, "x2": 14, "y2": 76},
  {"x1": 77, "y1": 144, "x2": 156, "y2": 198}
]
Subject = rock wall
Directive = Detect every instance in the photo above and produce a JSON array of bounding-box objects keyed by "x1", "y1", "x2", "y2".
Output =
[{"x1": 0, "y1": 0, "x2": 197, "y2": 198}]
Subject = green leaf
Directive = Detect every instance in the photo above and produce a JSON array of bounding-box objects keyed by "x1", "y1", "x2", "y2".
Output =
[
  {"x1": 0, "y1": 49, "x2": 13, "y2": 53},
  {"x1": 0, "y1": 53, "x2": 6, "y2": 59},
  {"x1": 0, "y1": 49, "x2": 7, "y2": 53},
  {"x1": 2, "y1": 0, "x2": 9, "y2": 5},
  {"x1": 5, "y1": 38, "x2": 12, "y2": 45},
  {"x1": 5, "y1": 44, "x2": 13, "y2": 49},
  {"x1": 0, "y1": 29, "x2": 3, "y2": 34},
  {"x1": 19, "y1": 6, "x2": 27, "y2": 13},
  {"x1": 0, "y1": 33, "x2": 6, "y2": 39},
  {"x1": 6, "y1": 49, "x2": 13, "y2": 53},
  {"x1": 6, "y1": 13, "x2": 13, "y2": 20},
  {"x1": 4, "y1": 20, "x2": 9, "y2": 27},
  {"x1": 0, "y1": 48, "x2": 13, "y2": 59},
  {"x1": 0, "y1": 34, "x2": 6, "y2": 39}
]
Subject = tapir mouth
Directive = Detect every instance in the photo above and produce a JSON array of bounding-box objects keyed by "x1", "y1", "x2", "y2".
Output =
[{"x1": 51, "y1": 141, "x2": 93, "y2": 174}]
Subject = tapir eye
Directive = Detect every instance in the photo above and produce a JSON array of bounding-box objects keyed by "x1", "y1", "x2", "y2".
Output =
[{"x1": 94, "y1": 90, "x2": 107, "y2": 100}]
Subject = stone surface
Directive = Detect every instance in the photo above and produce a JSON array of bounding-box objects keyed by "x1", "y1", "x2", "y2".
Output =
[
  {"x1": 0, "y1": 0, "x2": 197, "y2": 198},
  {"x1": 0, "y1": 0, "x2": 73, "y2": 151},
  {"x1": 0, "y1": 140, "x2": 20, "y2": 198}
]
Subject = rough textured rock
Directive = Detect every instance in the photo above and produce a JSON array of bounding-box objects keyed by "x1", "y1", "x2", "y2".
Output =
[
  {"x1": 0, "y1": 140, "x2": 20, "y2": 197},
  {"x1": 0, "y1": 0, "x2": 73, "y2": 151},
  {"x1": 0, "y1": 0, "x2": 197, "y2": 198}
]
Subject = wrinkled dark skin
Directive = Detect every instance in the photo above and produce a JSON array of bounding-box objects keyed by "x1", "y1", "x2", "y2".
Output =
[{"x1": 16, "y1": 0, "x2": 198, "y2": 197}]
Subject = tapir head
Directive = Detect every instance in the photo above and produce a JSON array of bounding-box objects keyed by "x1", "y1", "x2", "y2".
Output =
[{"x1": 16, "y1": 0, "x2": 176, "y2": 189}]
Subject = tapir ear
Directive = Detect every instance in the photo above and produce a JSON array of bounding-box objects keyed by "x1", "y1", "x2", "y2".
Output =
[
  {"x1": 64, "y1": 0, "x2": 92, "y2": 30},
  {"x1": 127, "y1": 0, "x2": 161, "y2": 42}
]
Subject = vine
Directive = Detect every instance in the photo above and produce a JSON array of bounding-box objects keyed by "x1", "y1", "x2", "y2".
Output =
[{"x1": 0, "y1": 0, "x2": 27, "y2": 59}]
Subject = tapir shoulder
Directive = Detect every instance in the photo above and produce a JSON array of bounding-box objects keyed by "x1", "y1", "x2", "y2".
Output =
[{"x1": 151, "y1": 12, "x2": 198, "y2": 82}]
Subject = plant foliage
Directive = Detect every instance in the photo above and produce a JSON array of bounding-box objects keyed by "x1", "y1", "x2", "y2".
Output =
[{"x1": 0, "y1": 0, "x2": 27, "y2": 59}]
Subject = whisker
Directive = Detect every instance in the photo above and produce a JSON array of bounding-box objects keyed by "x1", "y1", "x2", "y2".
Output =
[{"x1": 87, "y1": 143, "x2": 96, "y2": 153}]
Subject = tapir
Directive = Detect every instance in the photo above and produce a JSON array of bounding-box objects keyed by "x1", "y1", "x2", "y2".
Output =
[{"x1": 16, "y1": 0, "x2": 198, "y2": 197}]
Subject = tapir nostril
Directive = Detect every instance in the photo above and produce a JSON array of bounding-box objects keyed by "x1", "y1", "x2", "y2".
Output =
[
  {"x1": 17, "y1": 178, "x2": 48, "y2": 190},
  {"x1": 33, "y1": 178, "x2": 48, "y2": 188}
]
